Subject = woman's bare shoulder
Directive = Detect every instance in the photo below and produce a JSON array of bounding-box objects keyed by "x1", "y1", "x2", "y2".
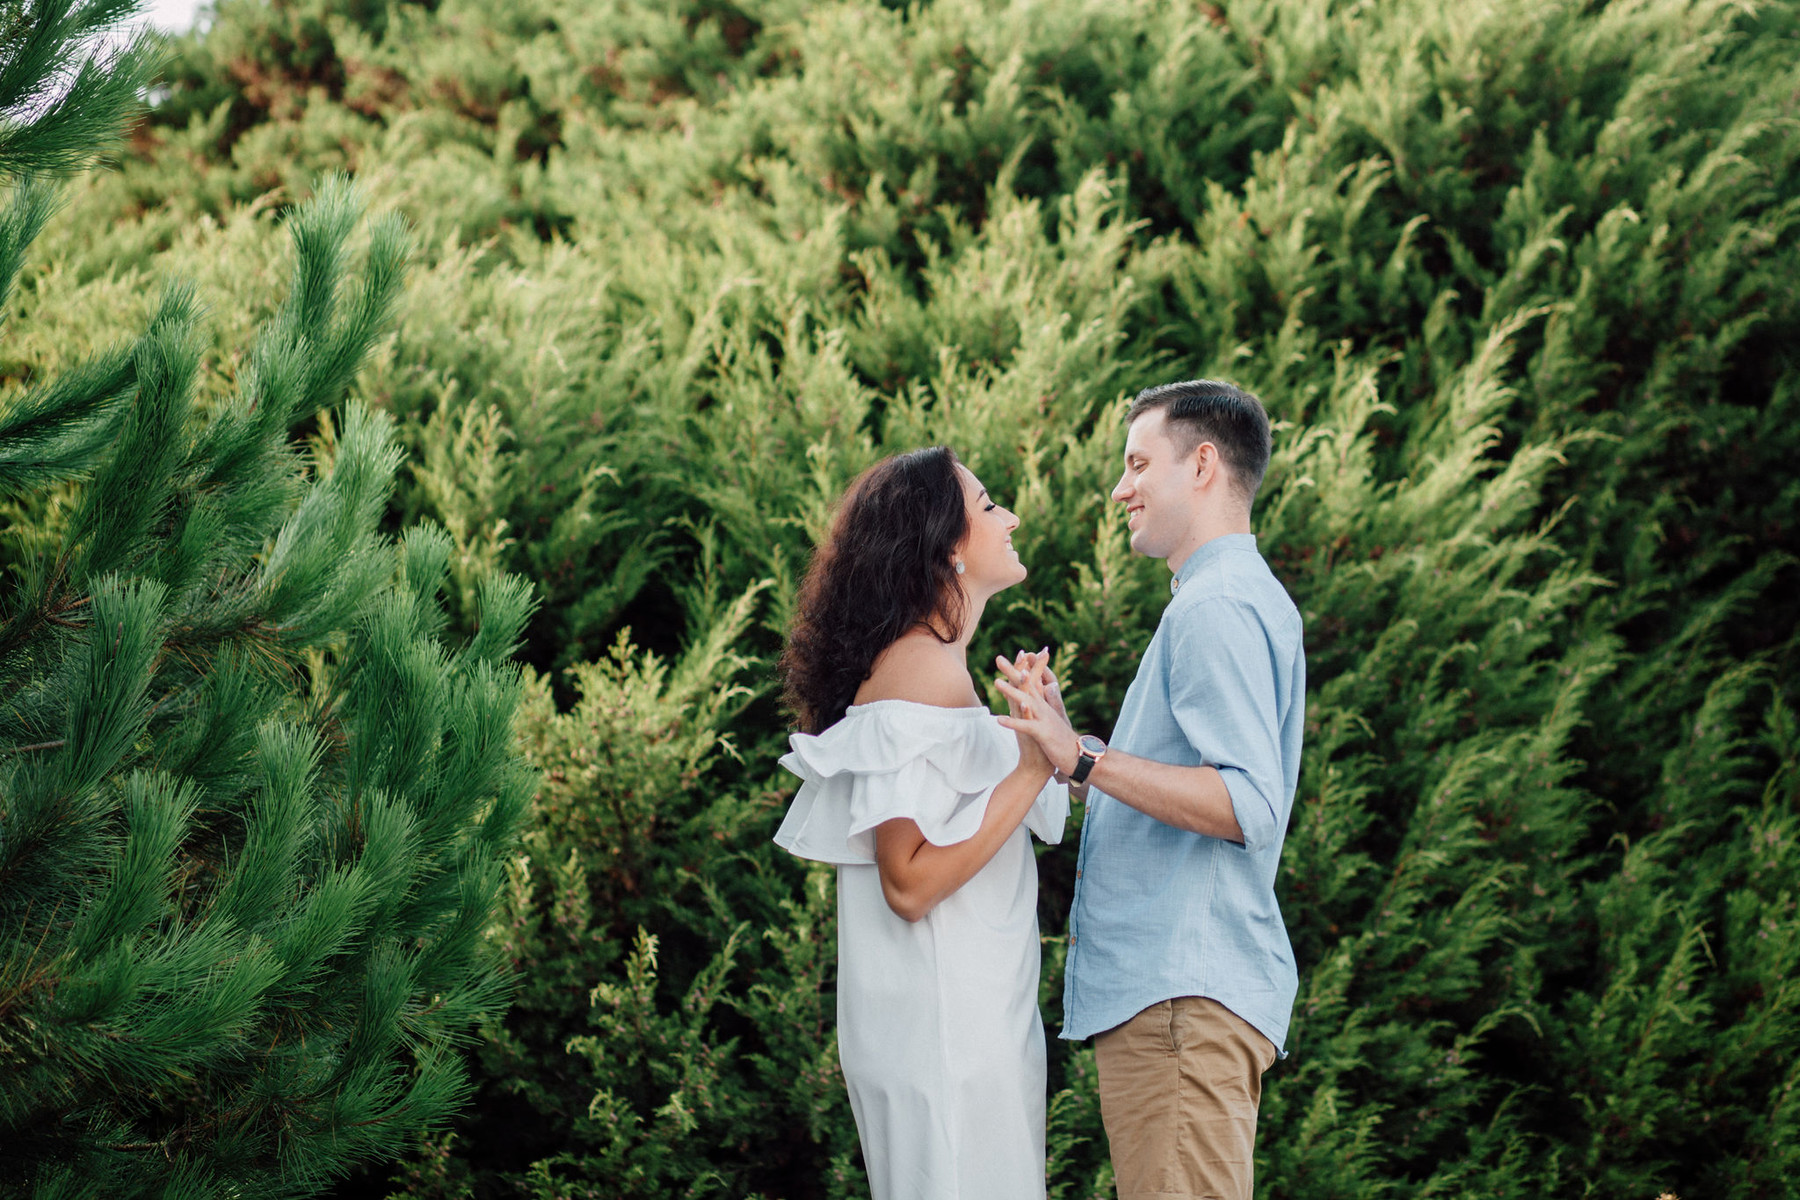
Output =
[{"x1": 855, "y1": 633, "x2": 981, "y2": 708}]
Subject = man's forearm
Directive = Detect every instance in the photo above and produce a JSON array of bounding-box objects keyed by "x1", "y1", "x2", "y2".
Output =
[
  {"x1": 1085, "y1": 748, "x2": 1244, "y2": 843},
  {"x1": 996, "y1": 667, "x2": 1245, "y2": 843}
]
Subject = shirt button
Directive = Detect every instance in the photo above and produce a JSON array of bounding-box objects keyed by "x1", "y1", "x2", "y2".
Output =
[
  {"x1": 1075, "y1": 869, "x2": 1082, "y2": 878},
  {"x1": 1069, "y1": 934, "x2": 1078, "y2": 945}
]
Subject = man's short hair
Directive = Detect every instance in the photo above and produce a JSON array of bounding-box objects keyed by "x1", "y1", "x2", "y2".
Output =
[{"x1": 1125, "y1": 379, "x2": 1272, "y2": 504}]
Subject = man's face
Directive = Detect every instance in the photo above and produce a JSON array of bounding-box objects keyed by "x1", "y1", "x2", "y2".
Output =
[{"x1": 1111, "y1": 408, "x2": 1199, "y2": 561}]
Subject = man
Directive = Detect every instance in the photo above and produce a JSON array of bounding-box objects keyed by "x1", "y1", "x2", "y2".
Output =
[{"x1": 997, "y1": 379, "x2": 1305, "y2": 1200}]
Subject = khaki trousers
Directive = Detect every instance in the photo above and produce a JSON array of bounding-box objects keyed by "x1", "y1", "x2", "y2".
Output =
[{"x1": 1094, "y1": 997, "x2": 1278, "y2": 1200}]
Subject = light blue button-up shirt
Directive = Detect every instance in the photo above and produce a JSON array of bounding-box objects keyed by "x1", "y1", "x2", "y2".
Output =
[{"x1": 1062, "y1": 533, "x2": 1306, "y2": 1053}]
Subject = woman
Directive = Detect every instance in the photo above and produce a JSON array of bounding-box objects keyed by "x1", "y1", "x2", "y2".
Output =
[{"x1": 774, "y1": 446, "x2": 1067, "y2": 1200}]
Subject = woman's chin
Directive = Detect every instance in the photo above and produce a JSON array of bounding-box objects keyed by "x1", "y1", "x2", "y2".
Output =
[{"x1": 991, "y1": 565, "x2": 1029, "y2": 591}]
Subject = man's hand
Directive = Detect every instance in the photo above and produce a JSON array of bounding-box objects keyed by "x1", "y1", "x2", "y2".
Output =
[
  {"x1": 995, "y1": 650, "x2": 1080, "y2": 776},
  {"x1": 996, "y1": 648, "x2": 1246, "y2": 841}
]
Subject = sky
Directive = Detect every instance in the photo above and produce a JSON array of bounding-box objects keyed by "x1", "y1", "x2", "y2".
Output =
[{"x1": 135, "y1": 0, "x2": 208, "y2": 34}]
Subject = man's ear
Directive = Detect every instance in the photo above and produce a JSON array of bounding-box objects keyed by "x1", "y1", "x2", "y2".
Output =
[{"x1": 1192, "y1": 440, "x2": 1220, "y2": 483}]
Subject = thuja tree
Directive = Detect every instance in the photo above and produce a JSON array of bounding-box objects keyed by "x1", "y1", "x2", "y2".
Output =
[
  {"x1": 0, "y1": 4, "x2": 536, "y2": 1195},
  {"x1": 15, "y1": 0, "x2": 1800, "y2": 1197}
]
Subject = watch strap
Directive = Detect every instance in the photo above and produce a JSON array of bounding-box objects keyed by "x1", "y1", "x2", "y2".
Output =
[{"x1": 1070, "y1": 741, "x2": 1098, "y2": 785}]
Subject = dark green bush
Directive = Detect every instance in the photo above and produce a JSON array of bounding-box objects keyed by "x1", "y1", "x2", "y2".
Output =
[{"x1": 18, "y1": 0, "x2": 1798, "y2": 1196}]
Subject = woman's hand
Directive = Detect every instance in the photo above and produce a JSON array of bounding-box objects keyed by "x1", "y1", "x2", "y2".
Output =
[
  {"x1": 995, "y1": 652, "x2": 1081, "y2": 779},
  {"x1": 993, "y1": 650, "x2": 1052, "y2": 777},
  {"x1": 1001, "y1": 647, "x2": 1068, "y2": 724},
  {"x1": 995, "y1": 649, "x2": 1070, "y2": 779},
  {"x1": 1013, "y1": 716, "x2": 1054, "y2": 777}
]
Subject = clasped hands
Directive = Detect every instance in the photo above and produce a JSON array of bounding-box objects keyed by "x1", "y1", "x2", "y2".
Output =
[{"x1": 994, "y1": 648, "x2": 1081, "y2": 783}]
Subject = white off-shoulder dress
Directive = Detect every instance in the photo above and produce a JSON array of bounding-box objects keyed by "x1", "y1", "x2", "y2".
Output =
[{"x1": 775, "y1": 700, "x2": 1067, "y2": 1200}]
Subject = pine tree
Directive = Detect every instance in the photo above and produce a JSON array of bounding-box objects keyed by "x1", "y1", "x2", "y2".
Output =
[{"x1": 0, "y1": 4, "x2": 536, "y2": 1195}]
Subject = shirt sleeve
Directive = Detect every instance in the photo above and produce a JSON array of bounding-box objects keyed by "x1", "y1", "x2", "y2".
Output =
[{"x1": 1165, "y1": 596, "x2": 1290, "y2": 853}]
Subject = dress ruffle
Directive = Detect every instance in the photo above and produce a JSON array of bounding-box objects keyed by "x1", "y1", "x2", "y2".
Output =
[{"x1": 775, "y1": 700, "x2": 1066, "y2": 866}]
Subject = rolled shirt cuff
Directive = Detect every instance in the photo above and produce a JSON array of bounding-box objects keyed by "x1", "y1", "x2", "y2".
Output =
[{"x1": 1215, "y1": 764, "x2": 1275, "y2": 852}]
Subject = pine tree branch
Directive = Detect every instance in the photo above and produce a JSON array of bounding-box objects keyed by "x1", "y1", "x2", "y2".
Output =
[{"x1": 0, "y1": 739, "x2": 63, "y2": 753}]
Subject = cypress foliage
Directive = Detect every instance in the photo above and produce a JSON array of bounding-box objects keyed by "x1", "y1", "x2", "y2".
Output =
[
  {"x1": 0, "y1": 5, "x2": 536, "y2": 1194},
  {"x1": 17, "y1": 0, "x2": 1800, "y2": 1197}
]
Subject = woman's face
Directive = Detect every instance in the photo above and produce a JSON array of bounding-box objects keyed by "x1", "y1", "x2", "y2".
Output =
[{"x1": 953, "y1": 463, "x2": 1026, "y2": 594}]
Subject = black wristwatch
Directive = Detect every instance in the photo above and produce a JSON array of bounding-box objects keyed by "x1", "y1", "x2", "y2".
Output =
[{"x1": 1070, "y1": 734, "x2": 1107, "y2": 785}]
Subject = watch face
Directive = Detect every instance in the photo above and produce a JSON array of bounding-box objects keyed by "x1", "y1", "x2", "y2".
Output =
[{"x1": 1078, "y1": 734, "x2": 1107, "y2": 757}]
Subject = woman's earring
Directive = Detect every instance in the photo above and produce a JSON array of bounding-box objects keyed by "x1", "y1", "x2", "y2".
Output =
[{"x1": 954, "y1": 560, "x2": 965, "y2": 575}]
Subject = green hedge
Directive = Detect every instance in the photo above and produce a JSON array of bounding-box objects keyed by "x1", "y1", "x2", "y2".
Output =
[{"x1": 16, "y1": 0, "x2": 1798, "y2": 1195}]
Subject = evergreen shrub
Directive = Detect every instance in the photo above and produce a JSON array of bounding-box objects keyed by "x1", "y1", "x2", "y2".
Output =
[{"x1": 17, "y1": 0, "x2": 1800, "y2": 1196}]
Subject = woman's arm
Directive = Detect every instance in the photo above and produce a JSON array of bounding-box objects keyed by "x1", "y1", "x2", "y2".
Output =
[
  {"x1": 872, "y1": 752, "x2": 1053, "y2": 922},
  {"x1": 862, "y1": 645, "x2": 1055, "y2": 920}
]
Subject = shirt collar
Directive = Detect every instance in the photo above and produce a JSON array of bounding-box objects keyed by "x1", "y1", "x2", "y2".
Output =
[{"x1": 1170, "y1": 532, "x2": 1256, "y2": 594}]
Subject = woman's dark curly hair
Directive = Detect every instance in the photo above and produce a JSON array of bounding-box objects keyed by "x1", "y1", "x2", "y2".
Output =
[{"x1": 779, "y1": 446, "x2": 970, "y2": 734}]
